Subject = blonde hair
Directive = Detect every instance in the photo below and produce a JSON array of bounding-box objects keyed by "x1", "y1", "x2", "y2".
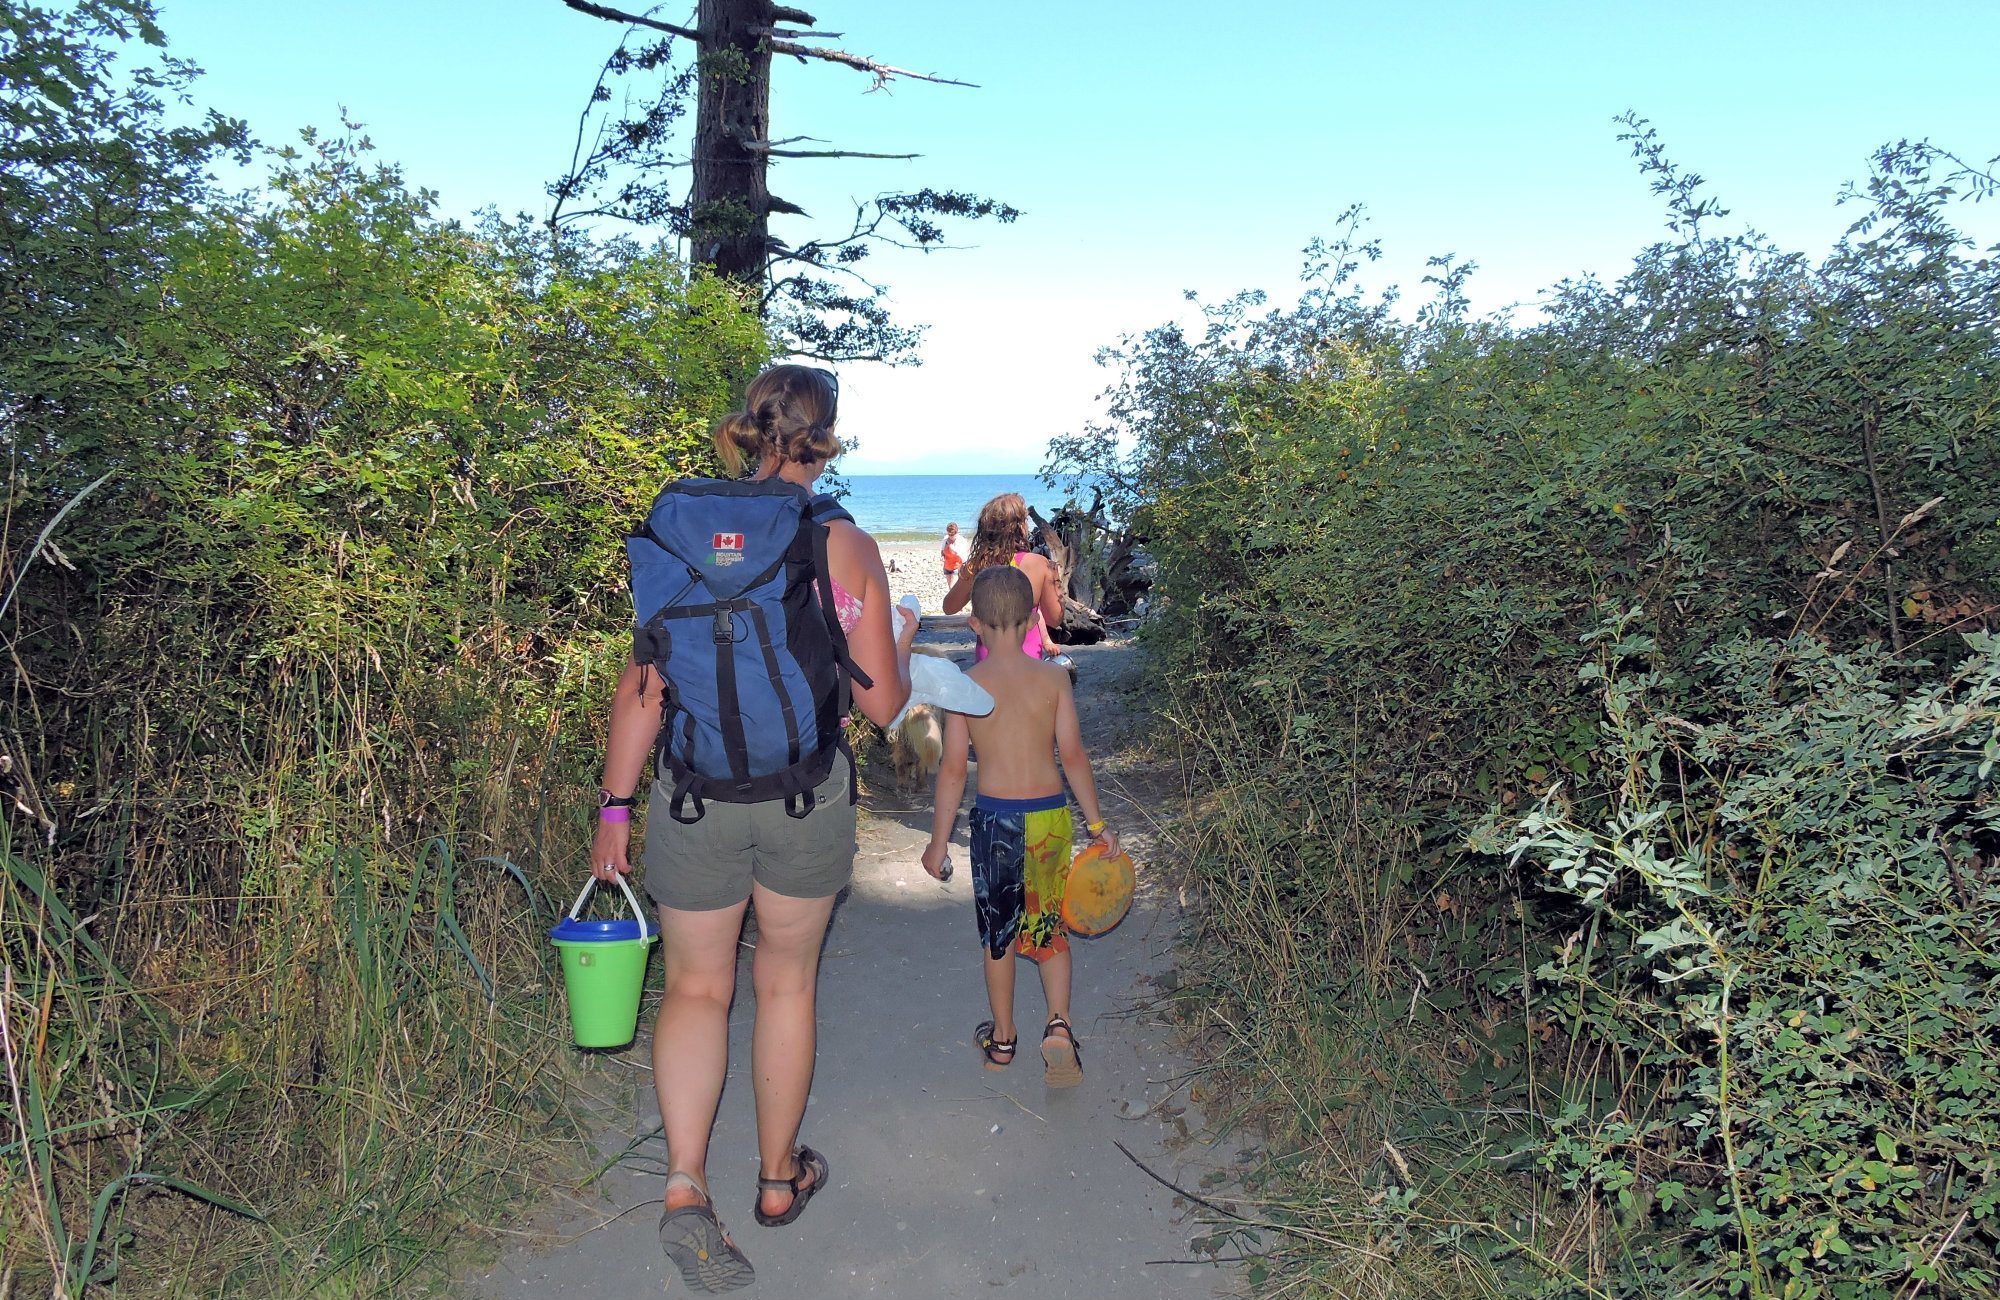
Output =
[
  {"x1": 965, "y1": 492, "x2": 1030, "y2": 579},
  {"x1": 713, "y1": 364, "x2": 840, "y2": 477}
]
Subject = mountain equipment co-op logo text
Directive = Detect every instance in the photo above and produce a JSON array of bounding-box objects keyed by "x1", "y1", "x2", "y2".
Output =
[{"x1": 711, "y1": 532, "x2": 745, "y2": 566}]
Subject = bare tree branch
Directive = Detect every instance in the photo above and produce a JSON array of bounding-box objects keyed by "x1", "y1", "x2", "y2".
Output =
[
  {"x1": 771, "y1": 4, "x2": 816, "y2": 22},
  {"x1": 560, "y1": 0, "x2": 698, "y2": 42},
  {"x1": 765, "y1": 261, "x2": 890, "y2": 305},
  {"x1": 551, "y1": 39, "x2": 626, "y2": 230},
  {"x1": 767, "y1": 40, "x2": 979, "y2": 88},
  {"x1": 741, "y1": 139, "x2": 921, "y2": 160}
]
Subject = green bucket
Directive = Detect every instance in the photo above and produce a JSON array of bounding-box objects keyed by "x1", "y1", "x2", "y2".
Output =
[{"x1": 549, "y1": 876, "x2": 658, "y2": 1048}]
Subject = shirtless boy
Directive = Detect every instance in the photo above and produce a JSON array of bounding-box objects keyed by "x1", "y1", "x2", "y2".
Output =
[{"x1": 920, "y1": 565, "x2": 1120, "y2": 1086}]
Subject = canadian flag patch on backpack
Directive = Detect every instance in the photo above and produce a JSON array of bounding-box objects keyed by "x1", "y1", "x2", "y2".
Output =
[{"x1": 627, "y1": 478, "x2": 870, "y2": 823}]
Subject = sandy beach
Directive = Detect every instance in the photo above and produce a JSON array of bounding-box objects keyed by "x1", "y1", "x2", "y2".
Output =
[{"x1": 875, "y1": 538, "x2": 965, "y2": 618}]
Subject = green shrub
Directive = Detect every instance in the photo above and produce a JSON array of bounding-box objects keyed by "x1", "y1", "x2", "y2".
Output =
[
  {"x1": 2, "y1": 3, "x2": 770, "y2": 1291},
  {"x1": 1494, "y1": 625, "x2": 1998, "y2": 1298},
  {"x1": 1054, "y1": 132, "x2": 2000, "y2": 1296}
]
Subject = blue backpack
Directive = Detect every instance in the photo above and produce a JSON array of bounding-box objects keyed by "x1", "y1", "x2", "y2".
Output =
[{"x1": 627, "y1": 477, "x2": 871, "y2": 823}]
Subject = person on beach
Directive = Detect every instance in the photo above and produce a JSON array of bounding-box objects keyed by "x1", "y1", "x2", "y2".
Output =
[
  {"x1": 590, "y1": 363, "x2": 914, "y2": 1293},
  {"x1": 941, "y1": 493, "x2": 1064, "y2": 661},
  {"x1": 920, "y1": 565, "x2": 1120, "y2": 1086},
  {"x1": 940, "y1": 520, "x2": 966, "y2": 580}
]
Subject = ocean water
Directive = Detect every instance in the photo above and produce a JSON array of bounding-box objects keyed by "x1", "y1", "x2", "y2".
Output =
[{"x1": 835, "y1": 474, "x2": 1076, "y2": 540}]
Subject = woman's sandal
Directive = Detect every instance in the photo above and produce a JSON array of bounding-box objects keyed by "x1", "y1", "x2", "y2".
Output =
[
  {"x1": 974, "y1": 1019, "x2": 1018, "y2": 1071},
  {"x1": 658, "y1": 1174, "x2": 755, "y2": 1293},
  {"x1": 1042, "y1": 1014, "x2": 1084, "y2": 1088},
  {"x1": 753, "y1": 1144, "x2": 829, "y2": 1228}
]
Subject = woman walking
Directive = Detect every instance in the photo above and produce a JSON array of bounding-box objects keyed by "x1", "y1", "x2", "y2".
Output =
[
  {"x1": 941, "y1": 491, "x2": 1065, "y2": 660},
  {"x1": 588, "y1": 364, "x2": 913, "y2": 1292}
]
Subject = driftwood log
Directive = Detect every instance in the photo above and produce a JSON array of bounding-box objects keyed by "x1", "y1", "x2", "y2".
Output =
[
  {"x1": 1027, "y1": 505, "x2": 1105, "y2": 645},
  {"x1": 1039, "y1": 482, "x2": 1152, "y2": 602}
]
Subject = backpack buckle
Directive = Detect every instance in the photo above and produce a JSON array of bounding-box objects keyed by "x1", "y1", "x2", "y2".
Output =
[{"x1": 712, "y1": 607, "x2": 735, "y2": 645}]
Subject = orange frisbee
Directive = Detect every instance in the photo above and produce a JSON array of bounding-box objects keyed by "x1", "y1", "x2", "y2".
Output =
[{"x1": 1061, "y1": 841, "x2": 1136, "y2": 936}]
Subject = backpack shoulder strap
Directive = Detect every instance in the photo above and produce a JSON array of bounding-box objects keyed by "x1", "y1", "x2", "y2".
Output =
[{"x1": 807, "y1": 493, "x2": 853, "y2": 526}]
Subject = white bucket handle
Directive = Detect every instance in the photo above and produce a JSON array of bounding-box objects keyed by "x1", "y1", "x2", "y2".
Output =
[{"x1": 567, "y1": 874, "x2": 654, "y2": 937}]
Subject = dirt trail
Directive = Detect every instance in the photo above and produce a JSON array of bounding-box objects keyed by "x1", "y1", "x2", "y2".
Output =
[{"x1": 464, "y1": 630, "x2": 1236, "y2": 1300}]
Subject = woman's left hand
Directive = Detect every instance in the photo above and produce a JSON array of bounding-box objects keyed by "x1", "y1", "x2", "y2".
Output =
[{"x1": 591, "y1": 820, "x2": 633, "y2": 883}]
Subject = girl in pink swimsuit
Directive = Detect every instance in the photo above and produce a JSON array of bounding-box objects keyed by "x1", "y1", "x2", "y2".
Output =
[{"x1": 940, "y1": 493, "x2": 1062, "y2": 661}]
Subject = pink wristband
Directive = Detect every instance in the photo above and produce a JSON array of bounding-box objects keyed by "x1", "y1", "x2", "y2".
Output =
[{"x1": 598, "y1": 806, "x2": 631, "y2": 824}]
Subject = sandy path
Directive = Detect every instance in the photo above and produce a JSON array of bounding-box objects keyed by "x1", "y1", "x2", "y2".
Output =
[{"x1": 463, "y1": 629, "x2": 1232, "y2": 1300}]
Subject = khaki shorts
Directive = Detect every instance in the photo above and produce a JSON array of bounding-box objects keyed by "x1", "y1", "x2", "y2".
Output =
[{"x1": 639, "y1": 750, "x2": 856, "y2": 912}]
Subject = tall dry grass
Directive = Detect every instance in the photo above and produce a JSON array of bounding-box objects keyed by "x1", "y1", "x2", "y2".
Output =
[
  {"x1": 1153, "y1": 680, "x2": 1618, "y2": 1300},
  {"x1": 2, "y1": 595, "x2": 621, "y2": 1295}
]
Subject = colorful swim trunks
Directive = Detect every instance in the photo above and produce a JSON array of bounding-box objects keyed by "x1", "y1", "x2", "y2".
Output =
[{"x1": 969, "y1": 792, "x2": 1073, "y2": 962}]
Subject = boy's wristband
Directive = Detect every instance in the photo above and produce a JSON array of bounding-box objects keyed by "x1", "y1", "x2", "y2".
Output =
[
  {"x1": 1087, "y1": 818, "x2": 1107, "y2": 836},
  {"x1": 599, "y1": 806, "x2": 632, "y2": 824}
]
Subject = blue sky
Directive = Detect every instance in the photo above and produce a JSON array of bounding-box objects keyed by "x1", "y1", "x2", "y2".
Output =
[{"x1": 159, "y1": 1, "x2": 2000, "y2": 472}]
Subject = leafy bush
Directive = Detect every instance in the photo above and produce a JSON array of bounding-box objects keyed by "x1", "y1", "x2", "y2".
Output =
[
  {"x1": 2, "y1": 3, "x2": 769, "y2": 1292},
  {"x1": 1052, "y1": 129, "x2": 2000, "y2": 1297},
  {"x1": 1496, "y1": 624, "x2": 1998, "y2": 1298}
]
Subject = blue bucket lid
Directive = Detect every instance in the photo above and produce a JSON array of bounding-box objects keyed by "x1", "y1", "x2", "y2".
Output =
[
  {"x1": 549, "y1": 916, "x2": 652, "y2": 943},
  {"x1": 549, "y1": 876, "x2": 655, "y2": 943}
]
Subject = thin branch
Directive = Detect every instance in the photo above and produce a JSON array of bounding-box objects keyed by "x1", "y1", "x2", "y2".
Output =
[
  {"x1": 756, "y1": 26, "x2": 844, "y2": 40},
  {"x1": 1896, "y1": 1209, "x2": 1970, "y2": 1300},
  {"x1": 771, "y1": 4, "x2": 816, "y2": 22},
  {"x1": 551, "y1": 35, "x2": 630, "y2": 230},
  {"x1": 742, "y1": 141, "x2": 921, "y2": 160},
  {"x1": 764, "y1": 253, "x2": 889, "y2": 291},
  {"x1": 764, "y1": 264, "x2": 889, "y2": 305},
  {"x1": 560, "y1": 0, "x2": 698, "y2": 42},
  {"x1": 1113, "y1": 1140, "x2": 1244, "y2": 1223},
  {"x1": 767, "y1": 40, "x2": 979, "y2": 87},
  {"x1": 1859, "y1": 402, "x2": 1905, "y2": 654},
  {"x1": 551, "y1": 202, "x2": 671, "y2": 228},
  {"x1": 770, "y1": 148, "x2": 919, "y2": 160}
]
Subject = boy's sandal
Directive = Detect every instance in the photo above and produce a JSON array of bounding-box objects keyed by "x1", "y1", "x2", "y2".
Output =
[
  {"x1": 753, "y1": 1144, "x2": 829, "y2": 1228},
  {"x1": 974, "y1": 1019, "x2": 1018, "y2": 1071},
  {"x1": 1042, "y1": 1014, "x2": 1084, "y2": 1088},
  {"x1": 658, "y1": 1175, "x2": 755, "y2": 1293}
]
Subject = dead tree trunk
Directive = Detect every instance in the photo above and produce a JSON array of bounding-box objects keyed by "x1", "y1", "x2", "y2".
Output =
[
  {"x1": 689, "y1": 0, "x2": 781, "y2": 280},
  {"x1": 1098, "y1": 532, "x2": 1150, "y2": 616},
  {"x1": 1030, "y1": 495, "x2": 1152, "y2": 625},
  {"x1": 558, "y1": 1, "x2": 1002, "y2": 357},
  {"x1": 1029, "y1": 506, "x2": 1106, "y2": 645}
]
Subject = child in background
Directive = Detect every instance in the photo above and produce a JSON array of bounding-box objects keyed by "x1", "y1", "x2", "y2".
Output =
[
  {"x1": 920, "y1": 566, "x2": 1119, "y2": 1087},
  {"x1": 940, "y1": 521, "x2": 965, "y2": 581}
]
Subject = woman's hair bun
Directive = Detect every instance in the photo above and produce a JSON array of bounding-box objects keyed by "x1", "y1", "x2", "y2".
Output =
[{"x1": 712, "y1": 365, "x2": 840, "y2": 476}]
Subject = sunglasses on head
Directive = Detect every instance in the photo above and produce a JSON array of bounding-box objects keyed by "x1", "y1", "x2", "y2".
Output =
[{"x1": 807, "y1": 366, "x2": 839, "y2": 424}]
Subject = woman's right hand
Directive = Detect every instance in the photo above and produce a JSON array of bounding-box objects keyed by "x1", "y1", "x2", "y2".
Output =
[{"x1": 591, "y1": 820, "x2": 633, "y2": 883}]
